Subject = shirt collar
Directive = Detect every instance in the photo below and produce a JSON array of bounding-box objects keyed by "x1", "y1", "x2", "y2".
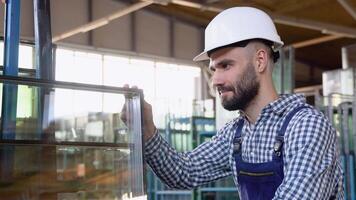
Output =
[{"x1": 267, "y1": 94, "x2": 306, "y2": 115}]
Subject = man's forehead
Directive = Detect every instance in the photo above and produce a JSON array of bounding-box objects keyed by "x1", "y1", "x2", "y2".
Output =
[
  {"x1": 209, "y1": 47, "x2": 246, "y2": 63},
  {"x1": 210, "y1": 45, "x2": 250, "y2": 59},
  {"x1": 209, "y1": 57, "x2": 236, "y2": 69}
]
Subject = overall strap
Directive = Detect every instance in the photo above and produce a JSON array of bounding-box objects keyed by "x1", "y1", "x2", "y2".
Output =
[
  {"x1": 233, "y1": 119, "x2": 244, "y2": 154},
  {"x1": 277, "y1": 105, "x2": 310, "y2": 137},
  {"x1": 234, "y1": 119, "x2": 244, "y2": 138},
  {"x1": 273, "y1": 105, "x2": 310, "y2": 158}
]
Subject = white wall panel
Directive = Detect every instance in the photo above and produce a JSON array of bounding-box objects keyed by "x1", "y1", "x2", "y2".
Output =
[
  {"x1": 136, "y1": 10, "x2": 170, "y2": 57},
  {"x1": 0, "y1": 4, "x2": 4, "y2": 35},
  {"x1": 174, "y1": 21, "x2": 202, "y2": 60},
  {"x1": 92, "y1": 0, "x2": 131, "y2": 51},
  {"x1": 0, "y1": 1, "x2": 203, "y2": 62},
  {"x1": 0, "y1": 1, "x2": 34, "y2": 39},
  {"x1": 51, "y1": 0, "x2": 89, "y2": 45},
  {"x1": 21, "y1": 0, "x2": 34, "y2": 38},
  {"x1": 295, "y1": 61, "x2": 323, "y2": 83}
]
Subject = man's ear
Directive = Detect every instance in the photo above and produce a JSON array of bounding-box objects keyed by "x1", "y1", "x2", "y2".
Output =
[{"x1": 255, "y1": 49, "x2": 268, "y2": 73}]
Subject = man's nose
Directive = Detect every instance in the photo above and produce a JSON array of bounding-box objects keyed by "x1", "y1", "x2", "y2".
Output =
[{"x1": 211, "y1": 72, "x2": 224, "y2": 87}]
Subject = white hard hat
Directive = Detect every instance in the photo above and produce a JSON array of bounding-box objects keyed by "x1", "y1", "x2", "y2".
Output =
[{"x1": 193, "y1": 7, "x2": 284, "y2": 61}]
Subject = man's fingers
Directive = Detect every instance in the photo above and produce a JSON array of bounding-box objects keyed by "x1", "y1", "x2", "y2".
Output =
[
  {"x1": 121, "y1": 83, "x2": 129, "y2": 124},
  {"x1": 120, "y1": 84, "x2": 143, "y2": 126},
  {"x1": 120, "y1": 111, "x2": 127, "y2": 124},
  {"x1": 122, "y1": 84, "x2": 138, "y2": 89}
]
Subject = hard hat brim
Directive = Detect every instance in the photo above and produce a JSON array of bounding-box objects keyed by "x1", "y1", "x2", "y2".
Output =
[{"x1": 193, "y1": 51, "x2": 209, "y2": 61}]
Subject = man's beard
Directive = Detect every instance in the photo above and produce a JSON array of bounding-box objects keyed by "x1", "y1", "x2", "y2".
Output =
[{"x1": 220, "y1": 63, "x2": 260, "y2": 111}]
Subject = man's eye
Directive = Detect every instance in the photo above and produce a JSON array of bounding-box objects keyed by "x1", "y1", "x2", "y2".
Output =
[{"x1": 222, "y1": 64, "x2": 230, "y2": 69}]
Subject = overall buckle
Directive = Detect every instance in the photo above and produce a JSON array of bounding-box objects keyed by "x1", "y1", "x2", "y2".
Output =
[
  {"x1": 233, "y1": 137, "x2": 243, "y2": 154},
  {"x1": 273, "y1": 136, "x2": 284, "y2": 157}
]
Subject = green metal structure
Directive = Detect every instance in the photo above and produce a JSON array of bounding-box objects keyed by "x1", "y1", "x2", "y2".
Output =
[{"x1": 147, "y1": 115, "x2": 240, "y2": 200}]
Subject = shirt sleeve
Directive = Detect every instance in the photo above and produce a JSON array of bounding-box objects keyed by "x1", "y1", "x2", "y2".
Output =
[
  {"x1": 144, "y1": 125, "x2": 233, "y2": 189},
  {"x1": 273, "y1": 110, "x2": 343, "y2": 199}
]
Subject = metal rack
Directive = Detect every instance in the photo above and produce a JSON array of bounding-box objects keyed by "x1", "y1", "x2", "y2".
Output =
[
  {"x1": 0, "y1": 75, "x2": 146, "y2": 199},
  {"x1": 147, "y1": 115, "x2": 239, "y2": 200},
  {"x1": 318, "y1": 94, "x2": 356, "y2": 200},
  {"x1": 193, "y1": 117, "x2": 238, "y2": 200},
  {"x1": 1, "y1": 1, "x2": 147, "y2": 199}
]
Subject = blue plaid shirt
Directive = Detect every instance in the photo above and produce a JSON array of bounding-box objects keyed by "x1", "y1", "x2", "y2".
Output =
[{"x1": 145, "y1": 94, "x2": 344, "y2": 199}]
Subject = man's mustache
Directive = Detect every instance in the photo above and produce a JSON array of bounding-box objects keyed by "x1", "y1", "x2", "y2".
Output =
[{"x1": 216, "y1": 86, "x2": 235, "y2": 94}]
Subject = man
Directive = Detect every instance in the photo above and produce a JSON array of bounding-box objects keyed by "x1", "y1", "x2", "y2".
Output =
[{"x1": 129, "y1": 7, "x2": 344, "y2": 200}]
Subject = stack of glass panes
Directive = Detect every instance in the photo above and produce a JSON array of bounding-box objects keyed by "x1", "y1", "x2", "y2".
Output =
[{"x1": 0, "y1": 75, "x2": 146, "y2": 200}]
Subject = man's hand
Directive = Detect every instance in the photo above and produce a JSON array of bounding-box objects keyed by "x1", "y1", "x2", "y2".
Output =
[{"x1": 120, "y1": 84, "x2": 156, "y2": 142}]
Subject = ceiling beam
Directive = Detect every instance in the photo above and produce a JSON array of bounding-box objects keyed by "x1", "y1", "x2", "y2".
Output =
[
  {"x1": 205, "y1": 0, "x2": 223, "y2": 3},
  {"x1": 294, "y1": 85, "x2": 322, "y2": 95},
  {"x1": 168, "y1": 0, "x2": 356, "y2": 39},
  {"x1": 291, "y1": 35, "x2": 344, "y2": 48},
  {"x1": 52, "y1": 1, "x2": 153, "y2": 42},
  {"x1": 148, "y1": 4, "x2": 210, "y2": 26},
  {"x1": 271, "y1": 13, "x2": 356, "y2": 38},
  {"x1": 170, "y1": 0, "x2": 223, "y2": 12},
  {"x1": 337, "y1": 0, "x2": 356, "y2": 20},
  {"x1": 277, "y1": 0, "x2": 331, "y2": 14}
]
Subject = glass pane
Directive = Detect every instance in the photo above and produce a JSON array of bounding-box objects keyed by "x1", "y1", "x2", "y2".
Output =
[
  {"x1": 155, "y1": 63, "x2": 200, "y2": 100},
  {"x1": 55, "y1": 49, "x2": 103, "y2": 85},
  {"x1": 0, "y1": 43, "x2": 34, "y2": 69},
  {"x1": 19, "y1": 45, "x2": 34, "y2": 69},
  {"x1": 127, "y1": 58, "x2": 155, "y2": 103},
  {"x1": 73, "y1": 52, "x2": 103, "y2": 85},
  {"x1": 55, "y1": 49, "x2": 75, "y2": 82},
  {"x1": 103, "y1": 56, "x2": 155, "y2": 102},
  {"x1": 0, "y1": 84, "x2": 34, "y2": 120},
  {"x1": 0, "y1": 76, "x2": 146, "y2": 200},
  {"x1": 0, "y1": 145, "x2": 133, "y2": 199},
  {"x1": 0, "y1": 42, "x2": 3, "y2": 66},
  {"x1": 154, "y1": 63, "x2": 201, "y2": 118},
  {"x1": 103, "y1": 55, "x2": 130, "y2": 87}
]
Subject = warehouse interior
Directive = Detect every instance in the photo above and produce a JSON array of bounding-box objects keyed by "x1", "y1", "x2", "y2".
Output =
[{"x1": 1, "y1": 0, "x2": 356, "y2": 199}]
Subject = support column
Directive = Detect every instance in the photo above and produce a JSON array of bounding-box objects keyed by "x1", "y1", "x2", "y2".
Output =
[
  {"x1": 1, "y1": 0, "x2": 20, "y2": 139},
  {"x1": 34, "y1": 0, "x2": 54, "y2": 139},
  {"x1": 34, "y1": 2, "x2": 56, "y2": 197},
  {"x1": 0, "y1": 0, "x2": 20, "y2": 185}
]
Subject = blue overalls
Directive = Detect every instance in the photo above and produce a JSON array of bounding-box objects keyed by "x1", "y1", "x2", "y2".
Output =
[{"x1": 233, "y1": 106, "x2": 308, "y2": 200}]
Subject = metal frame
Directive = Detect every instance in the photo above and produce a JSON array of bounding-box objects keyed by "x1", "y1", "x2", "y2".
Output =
[
  {"x1": 272, "y1": 46, "x2": 295, "y2": 94},
  {"x1": 0, "y1": 0, "x2": 20, "y2": 185},
  {"x1": 2, "y1": 0, "x2": 20, "y2": 76},
  {"x1": 0, "y1": 1, "x2": 148, "y2": 198},
  {"x1": 34, "y1": 0, "x2": 54, "y2": 137},
  {"x1": 1, "y1": 0, "x2": 20, "y2": 139},
  {"x1": 0, "y1": 75, "x2": 143, "y2": 96},
  {"x1": 0, "y1": 139, "x2": 132, "y2": 148},
  {"x1": 0, "y1": 74, "x2": 147, "y2": 196},
  {"x1": 34, "y1": 0, "x2": 53, "y2": 80}
]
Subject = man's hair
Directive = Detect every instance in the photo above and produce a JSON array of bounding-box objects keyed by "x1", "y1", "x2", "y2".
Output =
[{"x1": 207, "y1": 39, "x2": 280, "y2": 63}]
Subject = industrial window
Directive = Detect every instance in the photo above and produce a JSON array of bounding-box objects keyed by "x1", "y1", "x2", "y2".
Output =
[
  {"x1": 0, "y1": 42, "x2": 34, "y2": 70},
  {"x1": 0, "y1": 44, "x2": 201, "y2": 128},
  {"x1": 0, "y1": 42, "x2": 35, "y2": 118},
  {"x1": 55, "y1": 47, "x2": 201, "y2": 128}
]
